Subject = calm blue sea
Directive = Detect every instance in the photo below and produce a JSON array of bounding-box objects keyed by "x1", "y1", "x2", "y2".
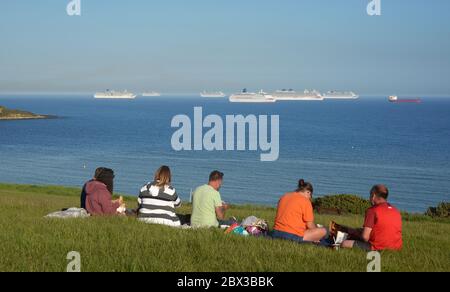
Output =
[{"x1": 1, "y1": 95, "x2": 449, "y2": 213}]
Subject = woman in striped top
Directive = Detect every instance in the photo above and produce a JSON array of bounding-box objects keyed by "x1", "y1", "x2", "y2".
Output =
[{"x1": 137, "y1": 166, "x2": 182, "y2": 227}]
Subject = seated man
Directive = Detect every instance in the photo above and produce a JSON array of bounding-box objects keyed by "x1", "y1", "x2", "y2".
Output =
[
  {"x1": 340, "y1": 185, "x2": 403, "y2": 251},
  {"x1": 191, "y1": 171, "x2": 233, "y2": 228},
  {"x1": 271, "y1": 179, "x2": 328, "y2": 244},
  {"x1": 84, "y1": 168, "x2": 124, "y2": 216}
]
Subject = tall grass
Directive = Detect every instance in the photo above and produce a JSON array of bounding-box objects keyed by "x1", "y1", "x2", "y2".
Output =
[{"x1": 0, "y1": 184, "x2": 449, "y2": 272}]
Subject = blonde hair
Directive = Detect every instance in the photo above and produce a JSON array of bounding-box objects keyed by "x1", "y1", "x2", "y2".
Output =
[{"x1": 154, "y1": 166, "x2": 171, "y2": 187}]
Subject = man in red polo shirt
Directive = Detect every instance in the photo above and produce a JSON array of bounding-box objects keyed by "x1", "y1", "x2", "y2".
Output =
[{"x1": 341, "y1": 185, "x2": 403, "y2": 251}]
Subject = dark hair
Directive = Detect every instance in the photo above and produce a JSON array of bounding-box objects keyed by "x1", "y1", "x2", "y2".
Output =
[
  {"x1": 209, "y1": 170, "x2": 224, "y2": 182},
  {"x1": 371, "y1": 184, "x2": 389, "y2": 200},
  {"x1": 96, "y1": 168, "x2": 115, "y2": 194},
  {"x1": 297, "y1": 179, "x2": 314, "y2": 195},
  {"x1": 94, "y1": 167, "x2": 106, "y2": 179}
]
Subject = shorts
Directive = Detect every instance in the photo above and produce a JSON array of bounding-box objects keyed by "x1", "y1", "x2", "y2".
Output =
[
  {"x1": 353, "y1": 240, "x2": 372, "y2": 251},
  {"x1": 271, "y1": 229, "x2": 305, "y2": 243}
]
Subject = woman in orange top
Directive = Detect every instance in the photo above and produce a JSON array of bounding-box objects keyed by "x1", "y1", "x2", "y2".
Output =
[{"x1": 272, "y1": 179, "x2": 327, "y2": 243}]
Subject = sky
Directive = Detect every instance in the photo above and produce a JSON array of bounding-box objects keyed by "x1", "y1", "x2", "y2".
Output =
[{"x1": 0, "y1": 0, "x2": 449, "y2": 96}]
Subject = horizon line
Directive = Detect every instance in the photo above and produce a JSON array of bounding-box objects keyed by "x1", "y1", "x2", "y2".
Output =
[{"x1": 1, "y1": 92, "x2": 449, "y2": 98}]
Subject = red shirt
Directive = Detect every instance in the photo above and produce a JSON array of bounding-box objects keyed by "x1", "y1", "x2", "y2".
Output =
[
  {"x1": 85, "y1": 181, "x2": 120, "y2": 216},
  {"x1": 364, "y1": 203, "x2": 403, "y2": 251}
]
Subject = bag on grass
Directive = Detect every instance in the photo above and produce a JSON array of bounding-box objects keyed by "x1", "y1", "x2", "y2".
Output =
[{"x1": 225, "y1": 216, "x2": 269, "y2": 237}]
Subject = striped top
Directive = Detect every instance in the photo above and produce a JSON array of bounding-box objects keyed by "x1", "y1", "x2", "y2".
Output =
[{"x1": 137, "y1": 181, "x2": 182, "y2": 227}]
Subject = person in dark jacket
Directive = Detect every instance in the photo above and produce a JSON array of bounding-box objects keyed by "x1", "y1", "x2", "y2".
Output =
[
  {"x1": 80, "y1": 167, "x2": 104, "y2": 209},
  {"x1": 82, "y1": 168, "x2": 123, "y2": 215}
]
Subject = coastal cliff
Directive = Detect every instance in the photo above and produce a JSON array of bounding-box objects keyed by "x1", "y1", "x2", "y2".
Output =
[{"x1": 0, "y1": 105, "x2": 49, "y2": 120}]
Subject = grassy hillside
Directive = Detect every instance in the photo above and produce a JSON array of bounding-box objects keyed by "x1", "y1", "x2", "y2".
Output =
[{"x1": 0, "y1": 183, "x2": 448, "y2": 272}]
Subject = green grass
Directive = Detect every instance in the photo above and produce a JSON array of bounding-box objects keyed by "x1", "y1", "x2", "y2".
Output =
[{"x1": 0, "y1": 183, "x2": 449, "y2": 272}]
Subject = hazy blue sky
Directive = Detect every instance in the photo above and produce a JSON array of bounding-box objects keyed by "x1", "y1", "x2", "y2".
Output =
[{"x1": 0, "y1": 0, "x2": 449, "y2": 96}]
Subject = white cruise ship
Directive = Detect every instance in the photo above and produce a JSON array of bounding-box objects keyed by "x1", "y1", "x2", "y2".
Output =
[
  {"x1": 142, "y1": 91, "x2": 161, "y2": 97},
  {"x1": 272, "y1": 89, "x2": 324, "y2": 101},
  {"x1": 200, "y1": 91, "x2": 226, "y2": 98},
  {"x1": 229, "y1": 89, "x2": 276, "y2": 103},
  {"x1": 322, "y1": 91, "x2": 359, "y2": 100},
  {"x1": 94, "y1": 90, "x2": 137, "y2": 99}
]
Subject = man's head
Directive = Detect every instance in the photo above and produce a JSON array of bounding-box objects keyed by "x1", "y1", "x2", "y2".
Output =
[
  {"x1": 208, "y1": 170, "x2": 224, "y2": 191},
  {"x1": 370, "y1": 184, "x2": 389, "y2": 206}
]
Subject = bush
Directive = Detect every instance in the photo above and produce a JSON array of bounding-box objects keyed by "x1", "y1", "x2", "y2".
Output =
[
  {"x1": 313, "y1": 194, "x2": 371, "y2": 215},
  {"x1": 426, "y1": 202, "x2": 450, "y2": 218}
]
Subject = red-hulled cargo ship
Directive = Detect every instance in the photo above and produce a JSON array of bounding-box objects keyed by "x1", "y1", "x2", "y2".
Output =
[{"x1": 389, "y1": 96, "x2": 421, "y2": 103}]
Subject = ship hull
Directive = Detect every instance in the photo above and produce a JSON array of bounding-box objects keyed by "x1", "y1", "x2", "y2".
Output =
[
  {"x1": 229, "y1": 96, "x2": 276, "y2": 103},
  {"x1": 229, "y1": 99, "x2": 276, "y2": 103},
  {"x1": 390, "y1": 99, "x2": 421, "y2": 103},
  {"x1": 201, "y1": 92, "x2": 226, "y2": 98},
  {"x1": 274, "y1": 96, "x2": 324, "y2": 101},
  {"x1": 142, "y1": 94, "x2": 161, "y2": 97},
  {"x1": 94, "y1": 95, "x2": 137, "y2": 99},
  {"x1": 322, "y1": 91, "x2": 359, "y2": 100}
]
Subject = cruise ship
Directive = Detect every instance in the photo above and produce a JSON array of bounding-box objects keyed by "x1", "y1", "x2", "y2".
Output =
[
  {"x1": 272, "y1": 89, "x2": 324, "y2": 101},
  {"x1": 389, "y1": 95, "x2": 421, "y2": 103},
  {"x1": 142, "y1": 91, "x2": 161, "y2": 97},
  {"x1": 200, "y1": 91, "x2": 226, "y2": 98},
  {"x1": 229, "y1": 89, "x2": 276, "y2": 103},
  {"x1": 322, "y1": 91, "x2": 359, "y2": 100},
  {"x1": 94, "y1": 90, "x2": 137, "y2": 99}
]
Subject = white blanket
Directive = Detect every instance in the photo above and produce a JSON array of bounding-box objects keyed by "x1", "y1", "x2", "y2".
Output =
[{"x1": 45, "y1": 208, "x2": 90, "y2": 219}]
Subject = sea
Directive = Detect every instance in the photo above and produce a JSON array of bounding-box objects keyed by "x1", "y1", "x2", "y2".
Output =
[{"x1": 1, "y1": 95, "x2": 449, "y2": 213}]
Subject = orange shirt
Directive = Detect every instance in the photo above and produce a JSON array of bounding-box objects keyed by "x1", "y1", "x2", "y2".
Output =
[{"x1": 273, "y1": 192, "x2": 314, "y2": 237}]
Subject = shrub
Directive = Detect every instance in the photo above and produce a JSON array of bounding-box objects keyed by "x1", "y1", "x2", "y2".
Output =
[
  {"x1": 426, "y1": 202, "x2": 450, "y2": 218},
  {"x1": 313, "y1": 194, "x2": 371, "y2": 215}
]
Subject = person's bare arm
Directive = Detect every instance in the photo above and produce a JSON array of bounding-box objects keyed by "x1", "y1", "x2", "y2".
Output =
[
  {"x1": 215, "y1": 203, "x2": 229, "y2": 220},
  {"x1": 361, "y1": 227, "x2": 372, "y2": 242},
  {"x1": 215, "y1": 206, "x2": 225, "y2": 220},
  {"x1": 306, "y1": 221, "x2": 318, "y2": 230}
]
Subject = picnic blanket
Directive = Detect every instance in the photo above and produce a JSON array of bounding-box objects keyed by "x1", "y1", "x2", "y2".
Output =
[{"x1": 45, "y1": 208, "x2": 90, "y2": 219}]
